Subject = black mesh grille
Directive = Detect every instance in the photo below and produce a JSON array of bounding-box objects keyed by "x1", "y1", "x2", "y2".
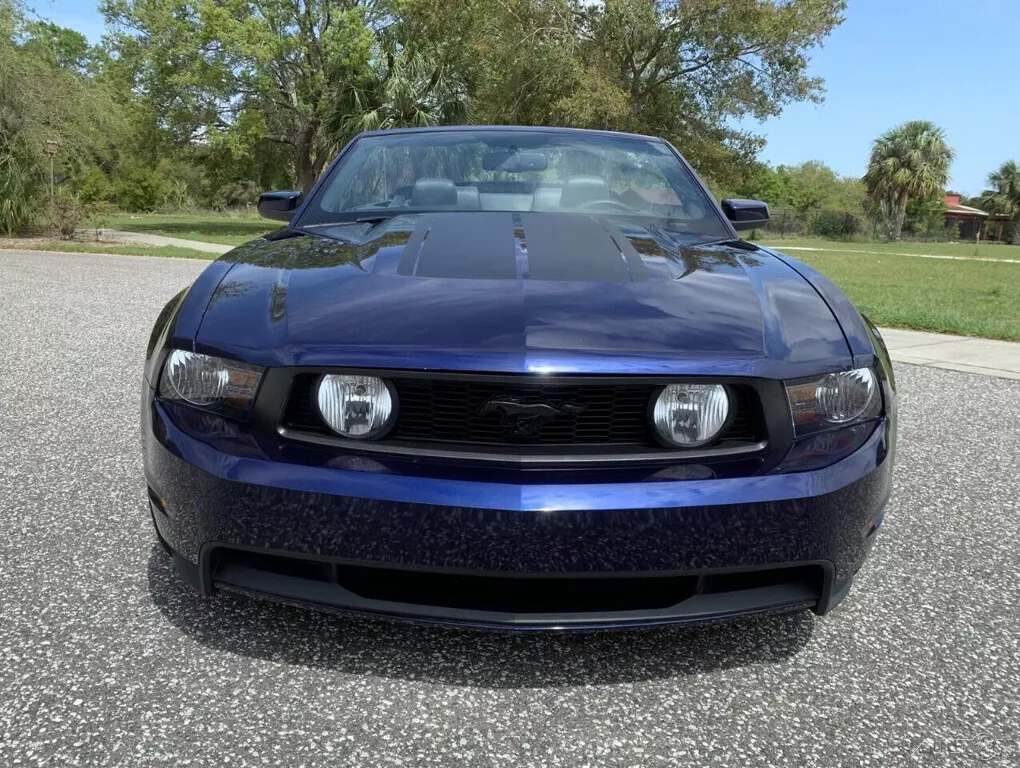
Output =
[
  {"x1": 281, "y1": 374, "x2": 765, "y2": 449},
  {"x1": 393, "y1": 379, "x2": 655, "y2": 445}
]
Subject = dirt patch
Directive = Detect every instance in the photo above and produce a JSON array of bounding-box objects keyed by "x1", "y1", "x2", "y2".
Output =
[{"x1": 1, "y1": 235, "x2": 154, "y2": 249}]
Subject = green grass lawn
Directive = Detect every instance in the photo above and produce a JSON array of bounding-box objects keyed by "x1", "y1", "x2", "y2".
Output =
[
  {"x1": 771, "y1": 246, "x2": 1020, "y2": 341},
  {"x1": 758, "y1": 237, "x2": 1020, "y2": 261},
  {"x1": 105, "y1": 212, "x2": 275, "y2": 246},
  {"x1": 4, "y1": 240, "x2": 214, "y2": 260}
]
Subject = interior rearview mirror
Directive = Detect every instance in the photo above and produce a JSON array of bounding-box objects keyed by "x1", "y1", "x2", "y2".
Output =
[{"x1": 482, "y1": 151, "x2": 549, "y2": 173}]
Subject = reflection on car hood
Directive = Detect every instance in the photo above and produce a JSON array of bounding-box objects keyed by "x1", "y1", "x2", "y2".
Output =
[{"x1": 195, "y1": 213, "x2": 853, "y2": 377}]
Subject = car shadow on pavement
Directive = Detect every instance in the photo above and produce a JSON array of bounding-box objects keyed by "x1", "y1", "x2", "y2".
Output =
[{"x1": 147, "y1": 545, "x2": 814, "y2": 687}]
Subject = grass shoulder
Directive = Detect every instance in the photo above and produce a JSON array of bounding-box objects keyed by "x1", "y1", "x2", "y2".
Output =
[
  {"x1": 1, "y1": 239, "x2": 215, "y2": 260},
  {"x1": 771, "y1": 247, "x2": 1020, "y2": 341},
  {"x1": 105, "y1": 212, "x2": 274, "y2": 246},
  {"x1": 758, "y1": 237, "x2": 1020, "y2": 261}
]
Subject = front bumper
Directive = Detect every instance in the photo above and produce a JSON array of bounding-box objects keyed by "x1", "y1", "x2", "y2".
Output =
[{"x1": 144, "y1": 399, "x2": 892, "y2": 630}]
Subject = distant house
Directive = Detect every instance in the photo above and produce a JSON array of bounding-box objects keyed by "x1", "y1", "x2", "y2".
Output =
[{"x1": 944, "y1": 193, "x2": 1011, "y2": 240}]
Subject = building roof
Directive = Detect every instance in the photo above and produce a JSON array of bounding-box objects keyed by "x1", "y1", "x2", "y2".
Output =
[
  {"x1": 945, "y1": 202, "x2": 989, "y2": 218},
  {"x1": 944, "y1": 192, "x2": 992, "y2": 219}
]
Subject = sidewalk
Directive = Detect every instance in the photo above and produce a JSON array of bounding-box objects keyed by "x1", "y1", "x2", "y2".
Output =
[
  {"x1": 878, "y1": 328, "x2": 1020, "y2": 380},
  {"x1": 85, "y1": 229, "x2": 232, "y2": 255}
]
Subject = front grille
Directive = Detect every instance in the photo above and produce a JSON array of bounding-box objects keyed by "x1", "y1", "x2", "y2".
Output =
[
  {"x1": 212, "y1": 548, "x2": 824, "y2": 619},
  {"x1": 394, "y1": 379, "x2": 655, "y2": 445},
  {"x1": 281, "y1": 373, "x2": 765, "y2": 449}
]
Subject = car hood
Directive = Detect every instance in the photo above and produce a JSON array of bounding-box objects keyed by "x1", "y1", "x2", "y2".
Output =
[{"x1": 195, "y1": 213, "x2": 853, "y2": 378}]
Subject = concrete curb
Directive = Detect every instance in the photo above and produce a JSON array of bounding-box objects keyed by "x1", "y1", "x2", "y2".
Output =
[{"x1": 878, "y1": 328, "x2": 1020, "y2": 380}]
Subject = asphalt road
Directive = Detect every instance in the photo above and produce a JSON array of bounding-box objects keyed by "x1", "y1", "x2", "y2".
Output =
[{"x1": 1, "y1": 249, "x2": 1018, "y2": 767}]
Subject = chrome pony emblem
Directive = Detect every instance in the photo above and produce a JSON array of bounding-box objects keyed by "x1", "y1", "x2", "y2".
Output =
[{"x1": 479, "y1": 396, "x2": 587, "y2": 436}]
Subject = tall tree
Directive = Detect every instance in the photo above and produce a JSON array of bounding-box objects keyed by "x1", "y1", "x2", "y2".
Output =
[
  {"x1": 977, "y1": 160, "x2": 1020, "y2": 245},
  {"x1": 1, "y1": 0, "x2": 126, "y2": 232},
  {"x1": 325, "y1": 47, "x2": 468, "y2": 146},
  {"x1": 400, "y1": 0, "x2": 846, "y2": 191},
  {"x1": 102, "y1": 0, "x2": 382, "y2": 192},
  {"x1": 864, "y1": 120, "x2": 954, "y2": 241},
  {"x1": 103, "y1": 0, "x2": 846, "y2": 194}
]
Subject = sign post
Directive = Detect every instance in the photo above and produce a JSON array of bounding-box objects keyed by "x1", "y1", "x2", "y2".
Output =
[{"x1": 44, "y1": 140, "x2": 59, "y2": 199}]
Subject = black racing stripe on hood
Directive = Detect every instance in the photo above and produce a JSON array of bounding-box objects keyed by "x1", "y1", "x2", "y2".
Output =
[
  {"x1": 521, "y1": 213, "x2": 638, "y2": 282},
  {"x1": 397, "y1": 212, "x2": 518, "y2": 279},
  {"x1": 393, "y1": 211, "x2": 659, "y2": 281},
  {"x1": 600, "y1": 220, "x2": 649, "y2": 281}
]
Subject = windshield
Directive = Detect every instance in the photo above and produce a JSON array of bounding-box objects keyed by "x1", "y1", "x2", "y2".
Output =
[{"x1": 299, "y1": 130, "x2": 730, "y2": 239}]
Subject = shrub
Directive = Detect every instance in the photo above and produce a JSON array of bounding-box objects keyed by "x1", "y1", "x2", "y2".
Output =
[
  {"x1": 76, "y1": 166, "x2": 113, "y2": 204},
  {"x1": 219, "y1": 180, "x2": 261, "y2": 209},
  {"x1": 115, "y1": 168, "x2": 165, "y2": 212},
  {"x1": 905, "y1": 194, "x2": 947, "y2": 241},
  {"x1": 811, "y1": 210, "x2": 860, "y2": 239},
  {"x1": 762, "y1": 207, "x2": 808, "y2": 237},
  {"x1": 48, "y1": 192, "x2": 85, "y2": 239},
  {"x1": 0, "y1": 150, "x2": 42, "y2": 235},
  {"x1": 160, "y1": 179, "x2": 192, "y2": 212},
  {"x1": 86, "y1": 200, "x2": 112, "y2": 240}
]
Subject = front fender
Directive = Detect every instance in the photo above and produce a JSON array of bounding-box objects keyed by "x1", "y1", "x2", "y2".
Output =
[
  {"x1": 144, "y1": 289, "x2": 188, "y2": 387},
  {"x1": 761, "y1": 246, "x2": 875, "y2": 368},
  {"x1": 143, "y1": 258, "x2": 240, "y2": 386},
  {"x1": 861, "y1": 314, "x2": 897, "y2": 463}
]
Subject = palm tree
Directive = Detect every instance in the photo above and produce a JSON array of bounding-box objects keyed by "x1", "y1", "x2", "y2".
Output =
[
  {"x1": 976, "y1": 160, "x2": 1020, "y2": 245},
  {"x1": 326, "y1": 48, "x2": 468, "y2": 147},
  {"x1": 864, "y1": 121, "x2": 954, "y2": 240}
]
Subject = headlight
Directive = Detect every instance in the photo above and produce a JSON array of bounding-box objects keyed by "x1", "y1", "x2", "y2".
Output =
[
  {"x1": 158, "y1": 350, "x2": 264, "y2": 417},
  {"x1": 651, "y1": 383, "x2": 731, "y2": 447},
  {"x1": 785, "y1": 367, "x2": 880, "y2": 435},
  {"x1": 317, "y1": 374, "x2": 395, "y2": 439}
]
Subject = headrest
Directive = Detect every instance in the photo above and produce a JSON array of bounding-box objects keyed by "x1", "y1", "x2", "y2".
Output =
[
  {"x1": 558, "y1": 176, "x2": 609, "y2": 208},
  {"x1": 411, "y1": 178, "x2": 458, "y2": 207}
]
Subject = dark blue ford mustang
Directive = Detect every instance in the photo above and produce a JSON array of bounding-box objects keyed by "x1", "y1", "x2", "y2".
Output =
[{"x1": 142, "y1": 126, "x2": 896, "y2": 630}]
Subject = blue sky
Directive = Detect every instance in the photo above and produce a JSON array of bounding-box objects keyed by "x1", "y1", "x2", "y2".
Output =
[{"x1": 39, "y1": 0, "x2": 1019, "y2": 195}]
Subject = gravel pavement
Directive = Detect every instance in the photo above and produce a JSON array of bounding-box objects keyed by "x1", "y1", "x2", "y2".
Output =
[{"x1": 1, "y1": 249, "x2": 1018, "y2": 767}]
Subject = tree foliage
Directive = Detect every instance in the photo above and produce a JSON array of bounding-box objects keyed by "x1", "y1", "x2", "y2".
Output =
[
  {"x1": 102, "y1": 0, "x2": 380, "y2": 192},
  {"x1": 1, "y1": 0, "x2": 878, "y2": 235},
  {"x1": 101, "y1": 0, "x2": 845, "y2": 193},
  {"x1": 325, "y1": 47, "x2": 468, "y2": 146},
  {"x1": 903, "y1": 194, "x2": 947, "y2": 241},
  {"x1": 975, "y1": 160, "x2": 1020, "y2": 245},
  {"x1": 864, "y1": 120, "x2": 954, "y2": 241},
  {"x1": 398, "y1": 0, "x2": 845, "y2": 191},
  {"x1": 0, "y1": 0, "x2": 126, "y2": 232},
  {"x1": 737, "y1": 161, "x2": 864, "y2": 213}
]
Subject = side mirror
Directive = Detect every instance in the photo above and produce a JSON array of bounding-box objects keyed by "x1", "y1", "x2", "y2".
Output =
[
  {"x1": 258, "y1": 190, "x2": 303, "y2": 222},
  {"x1": 721, "y1": 199, "x2": 769, "y2": 231}
]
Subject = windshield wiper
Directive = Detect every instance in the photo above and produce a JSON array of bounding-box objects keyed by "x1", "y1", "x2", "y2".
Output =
[
  {"x1": 297, "y1": 214, "x2": 398, "y2": 244},
  {"x1": 301, "y1": 214, "x2": 397, "y2": 229}
]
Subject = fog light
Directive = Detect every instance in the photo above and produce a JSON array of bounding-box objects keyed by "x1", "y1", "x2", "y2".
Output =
[
  {"x1": 317, "y1": 374, "x2": 395, "y2": 439},
  {"x1": 651, "y1": 383, "x2": 730, "y2": 447}
]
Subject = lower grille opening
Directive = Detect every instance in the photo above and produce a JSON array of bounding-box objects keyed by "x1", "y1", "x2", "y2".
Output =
[
  {"x1": 335, "y1": 567, "x2": 699, "y2": 613},
  {"x1": 701, "y1": 565, "x2": 823, "y2": 596},
  {"x1": 217, "y1": 549, "x2": 334, "y2": 583},
  {"x1": 211, "y1": 549, "x2": 824, "y2": 616}
]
